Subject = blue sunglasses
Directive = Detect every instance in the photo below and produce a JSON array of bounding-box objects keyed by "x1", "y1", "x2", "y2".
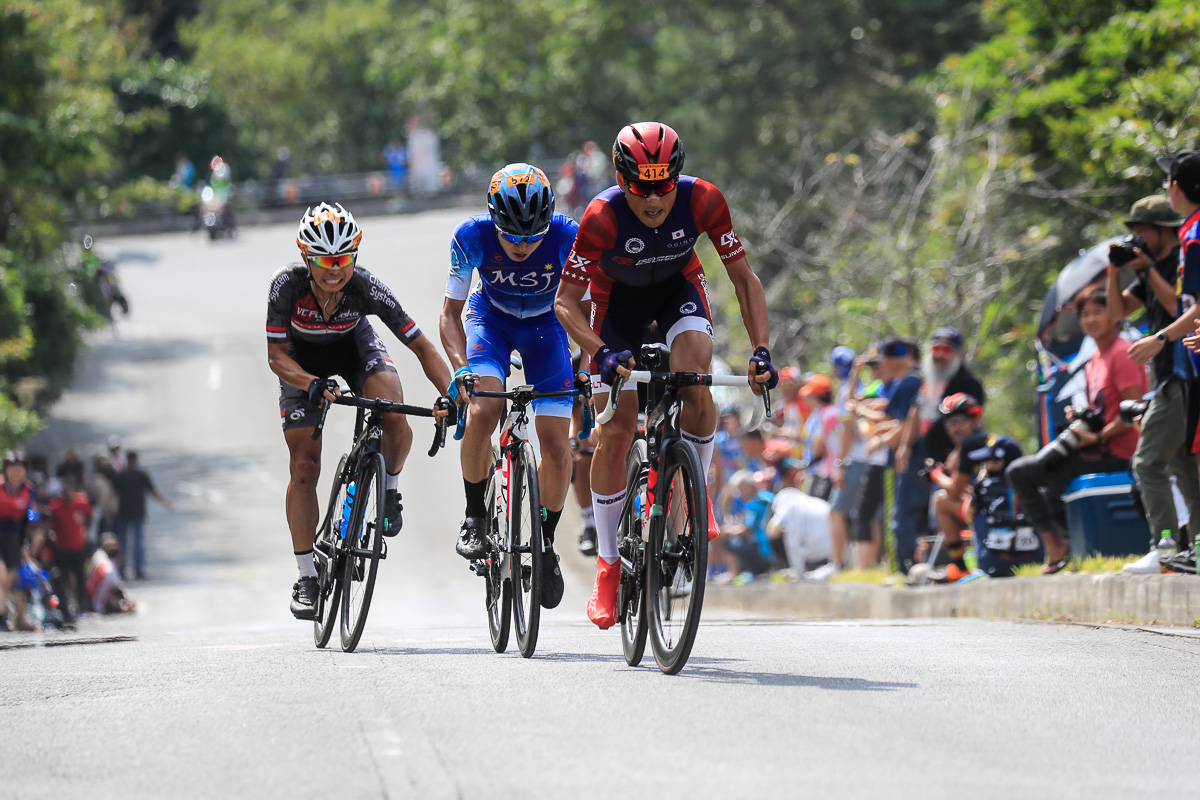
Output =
[{"x1": 497, "y1": 229, "x2": 546, "y2": 246}]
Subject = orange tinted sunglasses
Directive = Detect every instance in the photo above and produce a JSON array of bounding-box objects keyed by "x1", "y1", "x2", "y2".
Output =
[{"x1": 309, "y1": 253, "x2": 357, "y2": 270}]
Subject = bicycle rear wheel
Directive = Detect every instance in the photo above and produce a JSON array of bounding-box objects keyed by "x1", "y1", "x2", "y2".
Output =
[
  {"x1": 647, "y1": 439, "x2": 708, "y2": 675},
  {"x1": 314, "y1": 455, "x2": 350, "y2": 648},
  {"x1": 484, "y1": 455, "x2": 511, "y2": 653},
  {"x1": 619, "y1": 440, "x2": 649, "y2": 667},
  {"x1": 340, "y1": 452, "x2": 386, "y2": 652},
  {"x1": 511, "y1": 444, "x2": 542, "y2": 658}
]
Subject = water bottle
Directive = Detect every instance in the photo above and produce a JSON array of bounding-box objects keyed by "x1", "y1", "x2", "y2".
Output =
[
  {"x1": 1156, "y1": 529, "x2": 1177, "y2": 560},
  {"x1": 339, "y1": 481, "x2": 356, "y2": 538}
]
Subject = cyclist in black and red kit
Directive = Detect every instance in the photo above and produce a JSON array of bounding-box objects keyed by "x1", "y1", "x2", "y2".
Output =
[
  {"x1": 553, "y1": 122, "x2": 776, "y2": 629},
  {"x1": 267, "y1": 203, "x2": 453, "y2": 619}
]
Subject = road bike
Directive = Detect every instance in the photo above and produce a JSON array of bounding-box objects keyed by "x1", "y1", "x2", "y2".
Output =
[
  {"x1": 308, "y1": 382, "x2": 449, "y2": 652},
  {"x1": 463, "y1": 377, "x2": 593, "y2": 658},
  {"x1": 597, "y1": 344, "x2": 770, "y2": 674}
]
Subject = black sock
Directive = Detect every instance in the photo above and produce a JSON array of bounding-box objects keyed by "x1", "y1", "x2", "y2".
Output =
[
  {"x1": 947, "y1": 544, "x2": 967, "y2": 569},
  {"x1": 464, "y1": 478, "x2": 488, "y2": 518},
  {"x1": 542, "y1": 507, "x2": 562, "y2": 545}
]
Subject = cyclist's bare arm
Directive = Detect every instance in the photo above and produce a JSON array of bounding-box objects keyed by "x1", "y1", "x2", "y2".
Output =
[
  {"x1": 555, "y1": 281, "x2": 605, "y2": 363},
  {"x1": 267, "y1": 341, "x2": 338, "y2": 402},
  {"x1": 723, "y1": 255, "x2": 771, "y2": 392},
  {"x1": 405, "y1": 333, "x2": 454, "y2": 406},
  {"x1": 438, "y1": 296, "x2": 469, "y2": 370}
]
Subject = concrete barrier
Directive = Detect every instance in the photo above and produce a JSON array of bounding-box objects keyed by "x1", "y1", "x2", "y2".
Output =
[{"x1": 706, "y1": 572, "x2": 1200, "y2": 627}]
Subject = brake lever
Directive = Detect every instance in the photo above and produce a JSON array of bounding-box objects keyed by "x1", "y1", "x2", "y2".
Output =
[
  {"x1": 577, "y1": 371, "x2": 595, "y2": 440},
  {"x1": 429, "y1": 398, "x2": 451, "y2": 457},
  {"x1": 453, "y1": 374, "x2": 476, "y2": 441},
  {"x1": 595, "y1": 373, "x2": 627, "y2": 425},
  {"x1": 309, "y1": 379, "x2": 340, "y2": 441}
]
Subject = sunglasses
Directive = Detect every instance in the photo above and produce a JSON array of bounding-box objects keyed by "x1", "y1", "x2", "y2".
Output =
[
  {"x1": 624, "y1": 177, "x2": 677, "y2": 198},
  {"x1": 497, "y1": 229, "x2": 547, "y2": 246},
  {"x1": 308, "y1": 253, "x2": 357, "y2": 270}
]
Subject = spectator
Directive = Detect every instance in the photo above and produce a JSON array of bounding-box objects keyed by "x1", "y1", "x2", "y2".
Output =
[
  {"x1": 799, "y1": 373, "x2": 839, "y2": 500},
  {"x1": 0, "y1": 450, "x2": 36, "y2": 631},
  {"x1": 926, "y1": 393, "x2": 987, "y2": 581},
  {"x1": 55, "y1": 448, "x2": 86, "y2": 488},
  {"x1": 711, "y1": 470, "x2": 775, "y2": 583},
  {"x1": 878, "y1": 337, "x2": 926, "y2": 573},
  {"x1": 842, "y1": 352, "x2": 895, "y2": 571},
  {"x1": 1105, "y1": 194, "x2": 1195, "y2": 574},
  {"x1": 763, "y1": 366, "x2": 807, "y2": 450},
  {"x1": 48, "y1": 478, "x2": 92, "y2": 615},
  {"x1": 91, "y1": 452, "x2": 119, "y2": 539},
  {"x1": 1008, "y1": 287, "x2": 1148, "y2": 573},
  {"x1": 406, "y1": 114, "x2": 442, "y2": 197},
  {"x1": 717, "y1": 429, "x2": 768, "y2": 521},
  {"x1": 767, "y1": 485, "x2": 833, "y2": 579},
  {"x1": 86, "y1": 535, "x2": 136, "y2": 615},
  {"x1": 170, "y1": 152, "x2": 195, "y2": 191},
  {"x1": 383, "y1": 138, "x2": 409, "y2": 194},
  {"x1": 969, "y1": 437, "x2": 1043, "y2": 578},
  {"x1": 712, "y1": 406, "x2": 744, "y2": 512},
  {"x1": 107, "y1": 435, "x2": 126, "y2": 471},
  {"x1": 112, "y1": 451, "x2": 173, "y2": 580},
  {"x1": 918, "y1": 327, "x2": 986, "y2": 465}
]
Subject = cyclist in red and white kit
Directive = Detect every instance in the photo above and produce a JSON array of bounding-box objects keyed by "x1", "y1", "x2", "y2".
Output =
[{"x1": 553, "y1": 122, "x2": 776, "y2": 629}]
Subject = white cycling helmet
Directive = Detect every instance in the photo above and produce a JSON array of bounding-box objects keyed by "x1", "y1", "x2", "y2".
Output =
[{"x1": 296, "y1": 202, "x2": 362, "y2": 257}]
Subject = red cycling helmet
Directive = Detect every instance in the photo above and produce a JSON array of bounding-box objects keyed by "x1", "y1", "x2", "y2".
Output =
[
  {"x1": 938, "y1": 392, "x2": 982, "y2": 419},
  {"x1": 612, "y1": 122, "x2": 685, "y2": 185}
]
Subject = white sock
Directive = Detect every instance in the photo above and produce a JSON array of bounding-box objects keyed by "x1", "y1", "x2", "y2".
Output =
[
  {"x1": 683, "y1": 427, "x2": 716, "y2": 484},
  {"x1": 579, "y1": 505, "x2": 596, "y2": 527},
  {"x1": 386, "y1": 471, "x2": 399, "y2": 491},
  {"x1": 295, "y1": 550, "x2": 317, "y2": 579},
  {"x1": 591, "y1": 489, "x2": 626, "y2": 564}
]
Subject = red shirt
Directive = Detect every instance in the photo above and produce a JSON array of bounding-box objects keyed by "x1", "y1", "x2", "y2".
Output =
[
  {"x1": 0, "y1": 479, "x2": 34, "y2": 522},
  {"x1": 1085, "y1": 336, "x2": 1148, "y2": 461},
  {"x1": 49, "y1": 492, "x2": 93, "y2": 553}
]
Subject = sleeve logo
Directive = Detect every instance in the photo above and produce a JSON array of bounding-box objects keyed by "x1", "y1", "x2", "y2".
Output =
[{"x1": 719, "y1": 232, "x2": 740, "y2": 249}]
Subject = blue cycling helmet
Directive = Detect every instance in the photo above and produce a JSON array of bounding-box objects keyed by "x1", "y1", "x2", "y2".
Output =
[
  {"x1": 830, "y1": 346, "x2": 855, "y2": 379},
  {"x1": 487, "y1": 163, "x2": 554, "y2": 237}
]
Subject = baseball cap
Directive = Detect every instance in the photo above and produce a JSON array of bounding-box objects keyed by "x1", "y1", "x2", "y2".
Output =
[
  {"x1": 1158, "y1": 150, "x2": 1200, "y2": 199},
  {"x1": 830, "y1": 346, "x2": 855, "y2": 379},
  {"x1": 778, "y1": 366, "x2": 802, "y2": 385},
  {"x1": 930, "y1": 327, "x2": 963, "y2": 349},
  {"x1": 966, "y1": 435, "x2": 1023, "y2": 465},
  {"x1": 879, "y1": 337, "x2": 912, "y2": 358},
  {"x1": 800, "y1": 373, "x2": 833, "y2": 399},
  {"x1": 3, "y1": 449, "x2": 26, "y2": 466},
  {"x1": 1125, "y1": 194, "x2": 1184, "y2": 228}
]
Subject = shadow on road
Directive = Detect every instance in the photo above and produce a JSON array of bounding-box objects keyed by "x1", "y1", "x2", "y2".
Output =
[{"x1": 679, "y1": 662, "x2": 919, "y2": 691}]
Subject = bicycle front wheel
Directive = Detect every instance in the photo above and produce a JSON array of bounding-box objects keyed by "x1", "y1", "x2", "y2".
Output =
[
  {"x1": 647, "y1": 439, "x2": 708, "y2": 675},
  {"x1": 484, "y1": 452, "x2": 511, "y2": 653},
  {"x1": 511, "y1": 443, "x2": 543, "y2": 658},
  {"x1": 313, "y1": 455, "x2": 349, "y2": 649},
  {"x1": 340, "y1": 452, "x2": 386, "y2": 652},
  {"x1": 619, "y1": 439, "x2": 648, "y2": 667}
]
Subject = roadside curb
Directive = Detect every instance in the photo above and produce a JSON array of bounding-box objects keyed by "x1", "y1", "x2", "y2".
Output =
[{"x1": 705, "y1": 572, "x2": 1200, "y2": 628}]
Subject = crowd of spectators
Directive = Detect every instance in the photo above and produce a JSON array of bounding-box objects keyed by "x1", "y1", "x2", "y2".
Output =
[{"x1": 0, "y1": 437, "x2": 171, "y2": 632}]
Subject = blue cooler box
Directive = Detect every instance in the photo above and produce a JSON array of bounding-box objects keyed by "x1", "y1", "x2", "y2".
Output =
[{"x1": 1061, "y1": 472, "x2": 1149, "y2": 557}]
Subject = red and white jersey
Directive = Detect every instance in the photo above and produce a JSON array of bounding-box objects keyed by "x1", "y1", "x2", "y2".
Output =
[{"x1": 266, "y1": 265, "x2": 421, "y2": 346}]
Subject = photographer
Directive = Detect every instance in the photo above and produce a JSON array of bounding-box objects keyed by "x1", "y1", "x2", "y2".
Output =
[
  {"x1": 1106, "y1": 195, "x2": 1197, "y2": 573},
  {"x1": 1006, "y1": 287, "x2": 1148, "y2": 573}
]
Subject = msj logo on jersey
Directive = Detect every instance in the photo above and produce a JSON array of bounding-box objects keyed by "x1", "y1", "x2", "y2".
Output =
[{"x1": 489, "y1": 269, "x2": 556, "y2": 292}]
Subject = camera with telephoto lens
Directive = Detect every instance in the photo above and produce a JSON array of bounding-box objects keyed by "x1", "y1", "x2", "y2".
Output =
[
  {"x1": 1119, "y1": 399, "x2": 1148, "y2": 424},
  {"x1": 1109, "y1": 234, "x2": 1150, "y2": 267},
  {"x1": 1038, "y1": 406, "x2": 1104, "y2": 469}
]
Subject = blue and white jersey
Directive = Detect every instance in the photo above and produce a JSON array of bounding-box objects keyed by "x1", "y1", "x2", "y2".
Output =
[{"x1": 446, "y1": 213, "x2": 579, "y2": 319}]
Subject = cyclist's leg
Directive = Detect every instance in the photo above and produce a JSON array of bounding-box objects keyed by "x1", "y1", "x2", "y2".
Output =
[
  {"x1": 519, "y1": 313, "x2": 574, "y2": 541},
  {"x1": 659, "y1": 271, "x2": 718, "y2": 480},
  {"x1": 461, "y1": 306, "x2": 509, "y2": 512},
  {"x1": 353, "y1": 325, "x2": 412, "y2": 476}
]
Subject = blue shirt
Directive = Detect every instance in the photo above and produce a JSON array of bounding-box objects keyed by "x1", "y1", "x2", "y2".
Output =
[
  {"x1": 446, "y1": 213, "x2": 578, "y2": 319},
  {"x1": 885, "y1": 369, "x2": 923, "y2": 422}
]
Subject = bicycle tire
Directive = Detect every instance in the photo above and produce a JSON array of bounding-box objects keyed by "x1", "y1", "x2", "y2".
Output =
[
  {"x1": 647, "y1": 439, "x2": 708, "y2": 675},
  {"x1": 620, "y1": 440, "x2": 649, "y2": 666},
  {"x1": 511, "y1": 443, "x2": 542, "y2": 658},
  {"x1": 313, "y1": 455, "x2": 350, "y2": 648},
  {"x1": 484, "y1": 454, "x2": 511, "y2": 653},
  {"x1": 340, "y1": 452, "x2": 386, "y2": 652}
]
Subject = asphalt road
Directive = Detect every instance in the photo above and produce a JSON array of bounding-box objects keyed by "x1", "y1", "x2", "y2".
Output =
[{"x1": 5, "y1": 210, "x2": 1200, "y2": 799}]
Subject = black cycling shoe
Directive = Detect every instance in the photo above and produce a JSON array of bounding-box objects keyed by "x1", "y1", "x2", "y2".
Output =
[
  {"x1": 540, "y1": 545, "x2": 564, "y2": 609},
  {"x1": 578, "y1": 525, "x2": 598, "y2": 557},
  {"x1": 456, "y1": 516, "x2": 487, "y2": 560},
  {"x1": 383, "y1": 490, "x2": 403, "y2": 537},
  {"x1": 290, "y1": 576, "x2": 319, "y2": 620}
]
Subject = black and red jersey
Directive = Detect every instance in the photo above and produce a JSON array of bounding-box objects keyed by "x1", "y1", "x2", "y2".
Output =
[
  {"x1": 266, "y1": 264, "x2": 421, "y2": 347},
  {"x1": 562, "y1": 176, "x2": 746, "y2": 290}
]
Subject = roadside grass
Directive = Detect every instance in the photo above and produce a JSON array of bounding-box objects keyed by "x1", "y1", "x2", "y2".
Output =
[
  {"x1": 830, "y1": 567, "x2": 892, "y2": 585},
  {"x1": 1011, "y1": 554, "x2": 1132, "y2": 577}
]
